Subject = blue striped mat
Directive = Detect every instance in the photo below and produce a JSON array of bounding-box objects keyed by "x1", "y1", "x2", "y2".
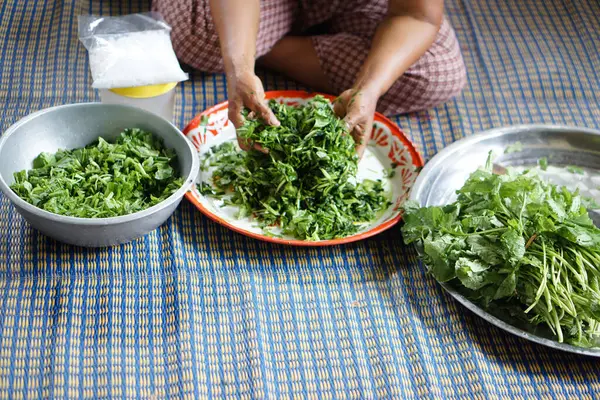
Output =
[{"x1": 0, "y1": 0, "x2": 599, "y2": 398}]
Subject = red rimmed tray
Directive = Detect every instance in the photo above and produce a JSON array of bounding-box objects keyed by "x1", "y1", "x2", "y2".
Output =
[{"x1": 183, "y1": 91, "x2": 424, "y2": 246}]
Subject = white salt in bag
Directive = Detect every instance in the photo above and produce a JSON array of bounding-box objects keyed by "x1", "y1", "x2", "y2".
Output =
[{"x1": 78, "y1": 13, "x2": 188, "y2": 89}]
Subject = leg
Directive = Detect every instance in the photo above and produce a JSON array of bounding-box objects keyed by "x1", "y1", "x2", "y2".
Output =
[
  {"x1": 254, "y1": 0, "x2": 346, "y2": 91},
  {"x1": 313, "y1": 18, "x2": 467, "y2": 116},
  {"x1": 258, "y1": 36, "x2": 332, "y2": 93},
  {"x1": 257, "y1": 0, "x2": 377, "y2": 92},
  {"x1": 377, "y1": 19, "x2": 467, "y2": 115},
  {"x1": 152, "y1": 0, "x2": 299, "y2": 73}
]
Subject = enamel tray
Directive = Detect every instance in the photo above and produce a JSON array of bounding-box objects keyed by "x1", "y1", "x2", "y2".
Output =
[{"x1": 183, "y1": 90, "x2": 424, "y2": 246}]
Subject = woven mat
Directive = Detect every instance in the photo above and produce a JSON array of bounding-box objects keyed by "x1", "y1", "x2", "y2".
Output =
[{"x1": 1, "y1": 0, "x2": 600, "y2": 398}]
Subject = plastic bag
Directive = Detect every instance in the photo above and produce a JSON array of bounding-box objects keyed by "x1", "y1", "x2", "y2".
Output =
[{"x1": 78, "y1": 12, "x2": 188, "y2": 89}]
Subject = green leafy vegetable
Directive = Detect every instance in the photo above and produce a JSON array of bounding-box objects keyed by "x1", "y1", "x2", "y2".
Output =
[
  {"x1": 384, "y1": 163, "x2": 398, "y2": 178},
  {"x1": 505, "y1": 141, "x2": 523, "y2": 154},
  {"x1": 567, "y1": 165, "x2": 585, "y2": 175},
  {"x1": 402, "y1": 154, "x2": 600, "y2": 347},
  {"x1": 10, "y1": 129, "x2": 183, "y2": 218},
  {"x1": 200, "y1": 96, "x2": 390, "y2": 241},
  {"x1": 538, "y1": 157, "x2": 548, "y2": 171}
]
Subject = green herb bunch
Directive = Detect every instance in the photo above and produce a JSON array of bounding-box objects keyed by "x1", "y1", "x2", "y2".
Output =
[
  {"x1": 200, "y1": 96, "x2": 389, "y2": 240},
  {"x1": 402, "y1": 156, "x2": 600, "y2": 347},
  {"x1": 11, "y1": 129, "x2": 183, "y2": 218}
]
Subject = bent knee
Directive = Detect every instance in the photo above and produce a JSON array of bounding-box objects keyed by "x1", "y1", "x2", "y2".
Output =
[
  {"x1": 378, "y1": 46, "x2": 467, "y2": 116},
  {"x1": 415, "y1": 55, "x2": 467, "y2": 110}
]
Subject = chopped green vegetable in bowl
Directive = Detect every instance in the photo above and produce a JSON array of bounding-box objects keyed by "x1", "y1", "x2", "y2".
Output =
[
  {"x1": 200, "y1": 96, "x2": 390, "y2": 241},
  {"x1": 403, "y1": 155, "x2": 600, "y2": 347},
  {"x1": 10, "y1": 128, "x2": 183, "y2": 218}
]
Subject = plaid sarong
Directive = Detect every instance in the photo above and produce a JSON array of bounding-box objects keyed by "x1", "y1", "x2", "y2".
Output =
[{"x1": 152, "y1": 0, "x2": 467, "y2": 115}]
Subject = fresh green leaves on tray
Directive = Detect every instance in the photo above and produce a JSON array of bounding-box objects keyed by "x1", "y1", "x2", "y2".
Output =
[
  {"x1": 200, "y1": 96, "x2": 390, "y2": 241},
  {"x1": 11, "y1": 129, "x2": 183, "y2": 218},
  {"x1": 402, "y1": 155, "x2": 600, "y2": 347}
]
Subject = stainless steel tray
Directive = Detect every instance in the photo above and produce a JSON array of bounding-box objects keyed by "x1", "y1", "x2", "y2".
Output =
[{"x1": 410, "y1": 124, "x2": 600, "y2": 356}]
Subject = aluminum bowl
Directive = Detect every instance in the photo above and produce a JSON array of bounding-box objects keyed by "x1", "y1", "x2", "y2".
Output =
[{"x1": 0, "y1": 103, "x2": 200, "y2": 247}]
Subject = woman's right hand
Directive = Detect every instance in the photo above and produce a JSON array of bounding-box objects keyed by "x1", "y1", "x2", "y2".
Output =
[{"x1": 227, "y1": 72, "x2": 280, "y2": 152}]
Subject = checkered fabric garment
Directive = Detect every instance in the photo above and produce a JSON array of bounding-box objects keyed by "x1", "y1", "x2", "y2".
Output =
[
  {"x1": 1, "y1": 0, "x2": 600, "y2": 399},
  {"x1": 153, "y1": 0, "x2": 467, "y2": 115}
]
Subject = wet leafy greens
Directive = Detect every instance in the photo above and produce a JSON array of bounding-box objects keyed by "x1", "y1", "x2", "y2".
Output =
[
  {"x1": 200, "y1": 96, "x2": 390, "y2": 241},
  {"x1": 402, "y1": 155, "x2": 600, "y2": 347},
  {"x1": 11, "y1": 129, "x2": 183, "y2": 218}
]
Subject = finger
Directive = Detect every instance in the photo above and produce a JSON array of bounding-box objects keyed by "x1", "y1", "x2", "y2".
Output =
[
  {"x1": 353, "y1": 125, "x2": 368, "y2": 159},
  {"x1": 245, "y1": 100, "x2": 276, "y2": 153},
  {"x1": 333, "y1": 96, "x2": 346, "y2": 118},
  {"x1": 232, "y1": 99, "x2": 272, "y2": 154},
  {"x1": 364, "y1": 114, "x2": 375, "y2": 142},
  {"x1": 354, "y1": 113, "x2": 375, "y2": 158},
  {"x1": 343, "y1": 109, "x2": 361, "y2": 133},
  {"x1": 356, "y1": 142, "x2": 367, "y2": 159},
  {"x1": 256, "y1": 101, "x2": 280, "y2": 127},
  {"x1": 229, "y1": 100, "x2": 250, "y2": 150},
  {"x1": 252, "y1": 106, "x2": 272, "y2": 154},
  {"x1": 228, "y1": 101, "x2": 244, "y2": 128},
  {"x1": 253, "y1": 142, "x2": 270, "y2": 154},
  {"x1": 237, "y1": 136, "x2": 251, "y2": 152}
]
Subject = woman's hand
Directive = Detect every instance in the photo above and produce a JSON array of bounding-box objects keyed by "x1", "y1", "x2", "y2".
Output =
[
  {"x1": 334, "y1": 89, "x2": 378, "y2": 158},
  {"x1": 227, "y1": 72, "x2": 280, "y2": 152},
  {"x1": 208, "y1": 0, "x2": 277, "y2": 152},
  {"x1": 332, "y1": 0, "x2": 443, "y2": 158}
]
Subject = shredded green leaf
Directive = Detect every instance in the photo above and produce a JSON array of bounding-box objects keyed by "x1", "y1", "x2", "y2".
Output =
[
  {"x1": 200, "y1": 96, "x2": 390, "y2": 241},
  {"x1": 402, "y1": 154, "x2": 600, "y2": 347},
  {"x1": 567, "y1": 165, "x2": 585, "y2": 175},
  {"x1": 384, "y1": 163, "x2": 398, "y2": 178},
  {"x1": 10, "y1": 129, "x2": 183, "y2": 218},
  {"x1": 505, "y1": 141, "x2": 523, "y2": 154}
]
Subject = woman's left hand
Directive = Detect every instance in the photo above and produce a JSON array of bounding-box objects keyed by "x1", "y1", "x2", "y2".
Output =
[{"x1": 334, "y1": 89, "x2": 378, "y2": 158}]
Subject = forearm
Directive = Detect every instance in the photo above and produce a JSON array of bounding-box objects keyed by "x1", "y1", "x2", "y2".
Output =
[
  {"x1": 209, "y1": 0, "x2": 260, "y2": 78},
  {"x1": 354, "y1": 1, "x2": 443, "y2": 98}
]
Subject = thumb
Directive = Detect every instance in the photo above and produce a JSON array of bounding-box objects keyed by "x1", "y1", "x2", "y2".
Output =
[
  {"x1": 355, "y1": 120, "x2": 373, "y2": 159},
  {"x1": 356, "y1": 139, "x2": 367, "y2": 159}
]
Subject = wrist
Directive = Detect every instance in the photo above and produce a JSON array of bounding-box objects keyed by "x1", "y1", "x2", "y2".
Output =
[
  {"x1": 350, "y1": 81, "x2": 382, "y2": 103},
  {"x1": 223, "y1": 56, "x2": 256, "y2": 82},
  {"x1": 352, "y1": 69, "x2": 385, "y2": 99}
]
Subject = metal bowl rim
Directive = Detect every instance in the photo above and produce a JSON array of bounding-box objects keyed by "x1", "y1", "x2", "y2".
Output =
[
  {"x1": 410, "y1": 123, "x2": 600, "y2": 357},
  {"x1": 411, "y1": 124, "x2": 600, "y2": 202},
  {"x1": 0, "y1": 102, "x2": 200, "y2": 226}
]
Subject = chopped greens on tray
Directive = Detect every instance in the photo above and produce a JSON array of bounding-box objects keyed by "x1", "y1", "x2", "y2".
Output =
[
  {"x1": 11, "y1": 129, "x2": 183, "y2": 218},
  {"x1": 402, "y1": 155, "x2": 600, "y2": 347},
  {"x1": 199, "y1": 96, "x2": 390, "y2": 241}
]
